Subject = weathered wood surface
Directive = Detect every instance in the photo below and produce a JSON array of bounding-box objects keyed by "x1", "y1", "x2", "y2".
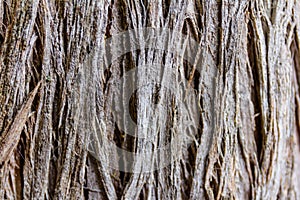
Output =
[{"x1": 0, "y1": 0, "x2": 299, "y2": 199}]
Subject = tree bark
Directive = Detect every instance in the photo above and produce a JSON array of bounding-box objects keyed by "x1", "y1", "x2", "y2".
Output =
[{"x1": 0, "y1": 0, "x2": 300, "y2": 199}]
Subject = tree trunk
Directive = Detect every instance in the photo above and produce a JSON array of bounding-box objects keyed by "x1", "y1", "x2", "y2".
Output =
[{"x1": 0, "y1": 0, "x2": 300, "y2": 199}]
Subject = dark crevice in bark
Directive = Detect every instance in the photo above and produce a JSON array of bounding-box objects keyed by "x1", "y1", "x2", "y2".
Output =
[
  {"x1": 182, "y1": 59, "x2": 200, "y2": 92},
  {"x1": 183, "y1": 18, "x2": 200, "y2": 42},
  {"x1": 192, "y1": 66, "x2": 200, "y2": 93},
  {"x1": 83, "y1": 169, "x2": 89, "y2": 200},
  {"x1": 194, "y1": 1, "x2": 203, "y2": 31},
  {"x1": 105, "y1": 4, "x2": 113, "y2": 38},
  {"x1": 291, "y1": 28, "x2": 300, "y2": 148},
  {"x1": 116, "y1": 0, "x2": 129, "y2": 31},
  {"x1": 162, "y1": 0, "x2": 171, "y2": 21},
  {"x1": 0, "y1": 32, "x2": 3, "y2": 47},
  {"x1": 139, "y1": 1, "x2": 148, "y2": 26},
  {"x1": 186, "y1": 142, "x2": 197, "y2": 196},
  {"x1": 62, "y1": 19, "x2": 69, "y2": 60},
  {"x1": 247, "y1": 17, "x2": 263, "y2": 162},
  {"x1": 18, "y1": 137, "x2": 25, "y2": 200}
]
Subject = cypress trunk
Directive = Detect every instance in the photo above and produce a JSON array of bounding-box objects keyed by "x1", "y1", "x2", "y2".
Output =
[{"x1": 0, "y1": 0, "x2": 300, "y2": 199}]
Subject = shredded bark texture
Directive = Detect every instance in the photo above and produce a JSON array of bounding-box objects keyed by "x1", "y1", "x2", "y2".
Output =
[{"x1": 0, "y1": 0, "x2": 300, "y2": 199}]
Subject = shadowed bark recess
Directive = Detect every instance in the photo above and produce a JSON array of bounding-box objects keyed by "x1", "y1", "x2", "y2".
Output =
[{"x1": 0, "y1": 0, "x2": 300, "y2": 199}]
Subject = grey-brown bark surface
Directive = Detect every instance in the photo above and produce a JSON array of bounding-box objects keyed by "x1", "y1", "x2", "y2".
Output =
[{"x1": 0, "y1": 0, "x2": 300, "y2": 199}]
